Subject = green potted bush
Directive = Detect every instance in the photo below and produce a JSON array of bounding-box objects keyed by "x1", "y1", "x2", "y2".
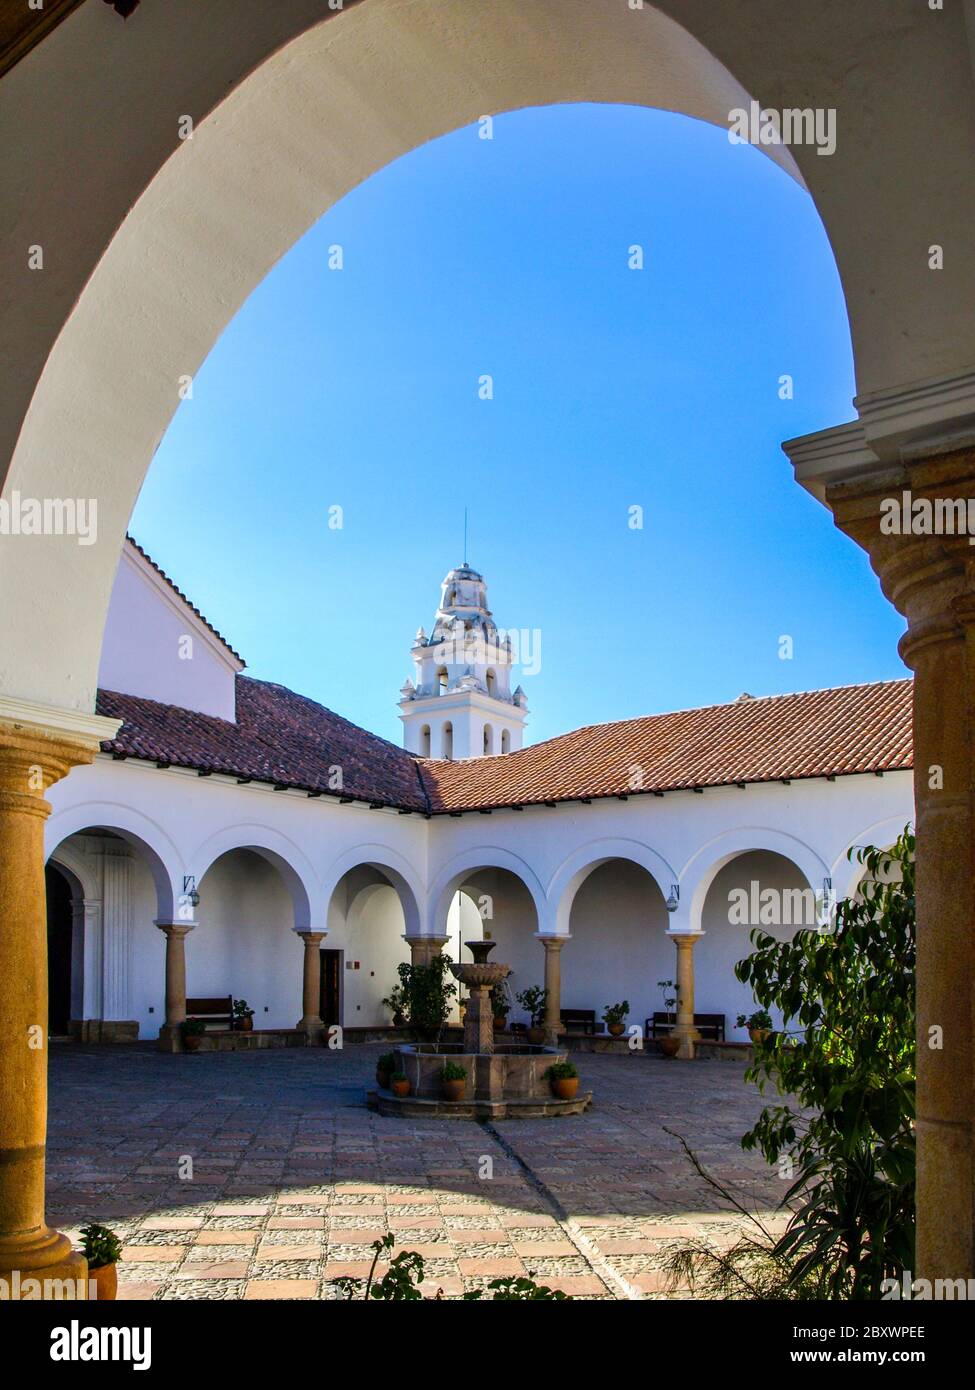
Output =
[
  {"x1": 516, "y1": 985, "x2": 549, "y2": 1044},
  {"x1": 490, "y1": 983, "x2": 510, "y2": 1033},
  {"x1": 180, "y1": 1017, "x2": 206, "y2": 1052},
  {"x1": 440, "y1": 1060, "x2": 467, "y2": 1102},
  {"x1": 391, "y1": 1071, "x2": 410, "y2": 1098},
  {"x1": 232, "y1": 998, "x2": 254, "y2": 1032},
  {"x1": 545, "y1": 1060, "x2": 579, "y2": 1101},
  {"x1": 603, "y1": 1000, "x2": 629, "y2": 1038},
  {"x1": 79, "y1": 1222, "x2": 122, "y2": 1301},
  {"x1": 376, "y1": 1052, "x2": 396, "y2": 1089},
  {"x1": 737, "y1": 1008, "x2": 773, "y2": 1044},
  {"x1": 381, "y1": 983, "x2": 408, "y2": 1028}
]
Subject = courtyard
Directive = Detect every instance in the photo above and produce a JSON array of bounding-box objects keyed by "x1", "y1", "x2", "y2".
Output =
[{"x1": 47, "y1": 1043, "x2": 786, "y2": 1301}]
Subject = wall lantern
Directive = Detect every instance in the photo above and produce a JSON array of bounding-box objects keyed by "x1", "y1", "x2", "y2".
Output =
[
  {"x1": 665, "y1": 884, "x2": 680, "y2": 914},
  {"x1": 183, "y1": 874, "x2": 200, "y2": 909}
]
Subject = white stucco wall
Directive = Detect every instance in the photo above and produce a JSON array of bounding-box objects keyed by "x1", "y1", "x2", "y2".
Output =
[
  {"x1": 97, "y1": 542, "x2": 242, "y2": 721},
  {"x1": 44, "y1": 738, "x2": 914, "y2": 1044}
]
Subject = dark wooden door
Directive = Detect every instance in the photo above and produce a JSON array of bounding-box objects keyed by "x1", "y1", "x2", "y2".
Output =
[
  {"x1": 45, "y1": 864, "x2": 73, "y2": 1036},
  {"x1": 319, "y1": 949, "x2": 341, "y2": 1027}
]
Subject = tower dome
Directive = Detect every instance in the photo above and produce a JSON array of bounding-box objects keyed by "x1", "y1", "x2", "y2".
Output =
[{"x1": 398, "y1": 564, "x2": 528, "y2": 760}]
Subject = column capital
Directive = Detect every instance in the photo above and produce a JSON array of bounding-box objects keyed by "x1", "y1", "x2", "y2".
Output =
[
  {"x1": 296, "y1": 930, "x2": 327, "y2": 945},
  {"x1": 403, "y1": 934, "x2": 449, "y2": 946},
  {"x1": 666, "y1": 929, "x2": 705, "y2": 942},
  {"x1": 155, "y1": 919, "x2": 195, "y2": 937},
  {"x1": 535, "y1": 933, "x2": 570, "y2": 948}
]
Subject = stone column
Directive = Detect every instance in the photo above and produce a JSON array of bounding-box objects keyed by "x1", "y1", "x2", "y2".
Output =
[
  {"x1": 536, "y1": 934, "x2": 568, "y2": 1045},
  {"x1": 156, "y1": 921, "x2": 195, "y2": 1051},
  {"x1": 0, "y1": 704, "x2": 114, "y2": 1293},
  {"x1": 297, "y1": 931, "x2": 326, "y2": 1039},
  {"x1": 403, "y1": 934, "x2": 449, "y2": 967},
  {"x1": 827, "y1": 445, "x2": 975, "y2": 1281},
  {"x1": 668, "y1": 931, "x2": 703, "y2": 1059}
]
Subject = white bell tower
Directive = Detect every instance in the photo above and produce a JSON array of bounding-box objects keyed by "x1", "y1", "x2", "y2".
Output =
[{"x1": 399, "y1": 564, "x2": 528, "y2": 759}]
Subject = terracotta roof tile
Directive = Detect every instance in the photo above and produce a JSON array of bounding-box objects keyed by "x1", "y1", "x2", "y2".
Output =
[
  {"x1": 417, "y1": 678, "x2": 914, "y2": 811},
  {"x1": 97, "y1": 677, "x2": 430, "y2": 811},
  {"x1": 96, "y1": 676, "x2": 913, "y2": 814}
]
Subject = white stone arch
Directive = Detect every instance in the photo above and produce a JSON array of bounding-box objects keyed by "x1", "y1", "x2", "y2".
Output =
[
  {"x1": 192, "y1": 824, "x2": 321, "y2": 932},
  {"x1": 681, "y1": 827, "x2": 830, "y2": 927},
  {"x1": 45, "y1": 801, "x2": 182, "y2": 920},
  {"x1": 10, "y1": 0, "x2": 952, "y2": 717},
  {"x1": 427, "y1": 847, "x2": 547, "y2": 936},
  {"x1": 547, "y1": 837, "x2": 677, "y2": 935},
  {"x1": 320, "y1": 843, "x2": 423, "y2": 937},
  {"x1": 46, "y1": 839, "x2": 100, "y2": 905},
  {"x1": 832, "y1": 815, "x2": 914, "y2": 903}
]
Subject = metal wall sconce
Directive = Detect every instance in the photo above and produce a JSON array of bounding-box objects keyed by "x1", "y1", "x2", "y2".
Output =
[{"x1": 665, "y1": 884, "x2": 680, "y2": 914}]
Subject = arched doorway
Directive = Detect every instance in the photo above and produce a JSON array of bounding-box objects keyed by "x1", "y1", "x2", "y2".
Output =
[{"x1": 45, "y1": 864, "x2": 73, "y2": 1038}]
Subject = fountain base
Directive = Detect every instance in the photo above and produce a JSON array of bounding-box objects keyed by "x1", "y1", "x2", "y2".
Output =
[{"x1": 366, "y1": 1043, "x2": 592, "y2": 1120}]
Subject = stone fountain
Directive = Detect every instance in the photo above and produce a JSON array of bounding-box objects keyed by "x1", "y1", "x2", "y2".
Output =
[
  {"x1": 368, "y1": 940, "x2": 591, "y2": 1119},
  {"x1": 451, "y1": 939, "x2": 510, "y2": 1055}
]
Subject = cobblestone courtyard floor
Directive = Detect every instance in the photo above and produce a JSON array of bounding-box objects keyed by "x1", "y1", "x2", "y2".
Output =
[{"x1": 47, "y1": 1043, "x2": 787, "y2": 1300}]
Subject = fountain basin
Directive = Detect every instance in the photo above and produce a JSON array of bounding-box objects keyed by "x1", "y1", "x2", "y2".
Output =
[{"x1": 367, "y1": 1043, "x2": 592, "y2": 1120}]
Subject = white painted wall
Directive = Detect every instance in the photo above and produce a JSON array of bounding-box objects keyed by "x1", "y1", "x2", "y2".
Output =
[
  {"x1": 97, "y1": 542, "x2": 242, "y2": 721},
  {"x1": 44, "y1": 739, "x2": 914, "y2": 1045}
]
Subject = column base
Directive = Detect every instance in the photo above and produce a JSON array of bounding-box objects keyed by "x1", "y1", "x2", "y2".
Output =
[
  {"x1": 0, "y1": 1227, "x2": 88, "y2": 1299},
  {"x1": 157, "y1": 1024, "x2": 183, "y2": 1053},
  {"x1": 298, "y1": 1017, "x2": 325, "y2": 1044},
  {"x1": 672, "y1": 1026, "x2": 700, "y2": 1060}
]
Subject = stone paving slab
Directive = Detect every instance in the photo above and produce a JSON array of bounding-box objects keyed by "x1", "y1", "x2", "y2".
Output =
[{"x1": 47, "y1": 1042, "x2": 787, "y2": 1300}]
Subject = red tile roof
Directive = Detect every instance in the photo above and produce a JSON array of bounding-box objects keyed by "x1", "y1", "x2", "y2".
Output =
[
  {"x1": 97, "y1": 676, "x2": 913, "y2": 814},
  {"x1": 97, "y1": 678, "x2": 430, "y2": 811},
  {"x1": 419, "y1": 679, "x2": 914, "y2": 811}
]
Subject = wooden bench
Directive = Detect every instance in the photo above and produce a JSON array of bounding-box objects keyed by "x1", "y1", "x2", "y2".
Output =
[
  {"x1": 186, "y1": 996, "x2": 234, "y2": 1031},
  {"x1": 646, "y1": 1012, "x2": 725, "y2": 1043},
  {"x1": 560, "y1": 1008, "x2": 600, "y2": 1036}
]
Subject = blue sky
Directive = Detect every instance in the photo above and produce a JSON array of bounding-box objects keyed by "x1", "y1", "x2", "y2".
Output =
[{"x1": 132, "y1": 103, "x2": 907, "y2": 747}]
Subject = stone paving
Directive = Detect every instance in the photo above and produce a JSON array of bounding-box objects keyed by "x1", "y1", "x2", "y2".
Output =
[{"x1": 46, "y1": 1042, "x2": 788, "y2": 1300}]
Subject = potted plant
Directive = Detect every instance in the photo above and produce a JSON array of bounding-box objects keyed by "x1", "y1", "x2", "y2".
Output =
[
  {"x1": 391, "y1": 1071, "x2": 410, "y2": 1098},
  {"x1": 232, "y1": 998, "x2": 254, "y2": 1032},
  {"x1": 516, "y1": 985, "x2": 549, "y2": 1045},
  {"x1": 603, "y1": 1000, "x2": 629, "y2": 1038},
  {"x1": 381, "y1": 983, "x2": 408, "y2": 1028},
  {"x1": 180, "y1": 1017, "x2": 206, "y2": 1052},
  {"x1": 656, "y1": 978, "x2": 680, "y2": 1057},
  {"x1": 737, "y1": 1008, "x2": 773, "y2": 1044},
  {"x1": 376, "y1": 1052, "x2": 395, "y2": 1089},
  {"x1": 545, "y1": 1060, "x2": 579, "y2": 1101},
  {"x1": 440, "y1": 1060, "x2": 467, "y2": 1101},
  {"x1": 395, "y1": 956, "x2": 456, "y2": 1042},
  {"x1": 490, "y1": 983, "x2": 510, "y2": 1033},
  {"x1": 79, "y1": 1222, "x2": 122, "y2": 1301}
]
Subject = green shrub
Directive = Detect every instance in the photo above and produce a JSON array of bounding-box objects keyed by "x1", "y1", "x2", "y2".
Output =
[
  {"x1": 390, "y1": 1071, "x2": 407, "y2": 1083},
  {"x1": 180, "y1": 1017, "x2": 206, "y2": 1037},
  {"x1": 440, "y1": 1061, "x2": 466, "y2": 1081},
  {"x1": 603, "y1": 1000, "x2": 629, "y2": 1026},
  {"x1": 733, "y1": 831, "x2": 916, "y2": 1299},
  {"x1": 544, "y1": 1061, "x2": 578, "y2": 1081},
  {"x1": 377, "y1": 1052, "x2": 395, "y2": 1073},
  {"x1": 79, "y1": 1223, "x2": 122, "y2": 1270},
  {"x1": 516, "y1": 985, "x2": 548, "y2": 1027}
]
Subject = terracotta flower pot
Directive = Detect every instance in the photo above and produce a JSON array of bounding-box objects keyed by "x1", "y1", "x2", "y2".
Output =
[
  {"x1": 749, "y1": 1028, "x2": 769, "y2": 1045},
  {"x1": 235, "y1": 1016, "x2": 254, "y2": 1033},
  {"x1": 183, "y1": 1034, "x2": 202, "y2": 1053},
  {"x1": 391, "y1": 1078, "x2": 410, "y2": 1097},
  {"x1": 493, "y1": 1017, "x2": 506, "y2": 1032},
  {"x1": 551, "y1": 1076, "x2": 579, "y2": 1101},
  {"x1": 89, "y1": 1262, "x2": 118, "y2": 1301},
  {"x1": 608, "y1": 1023, "x2": 626, "y2": 1037},
  {"x1": 657, "y1": 1035, "x2": 681, "y2": 1058},
  {"x1": 528, "y1": 1025, "x2": 546, "y2": 1045},
  {"x1": 442, "y1": 1079, "x2": 466, "y2": 1102}
]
